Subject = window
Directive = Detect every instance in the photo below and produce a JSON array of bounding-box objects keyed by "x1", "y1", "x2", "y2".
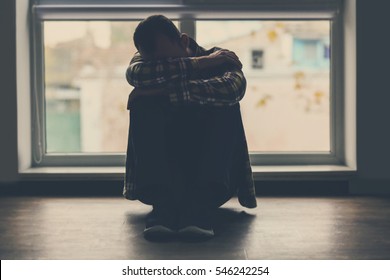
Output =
[
  {"x1": 251, "y1": 50, "x2": 264, "y2": 69},
  {"x1": 30, "y1": 0, "x2": 347, "y2": 167},
  {"x1": 293, "y1": 38, "x2": 330, "y2": 69}
]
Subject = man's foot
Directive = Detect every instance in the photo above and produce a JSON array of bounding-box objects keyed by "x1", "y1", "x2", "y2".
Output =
[
  {"x1": 178, "y1": 225, "x2": 214, "y2": 239},
  {"x1": 178, "y1": 208, "x2": 215, "y2": 240},
  {"x1": 144, "y1": 207, "x2": 177, "y2": 241}
]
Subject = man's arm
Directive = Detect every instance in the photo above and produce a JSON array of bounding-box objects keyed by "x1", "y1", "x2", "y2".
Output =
[
  {"x1": 126, "y1": 50, "x2": 242, "y2": 88},
  {"x1": 126, "y1": 52, "x2": 199, "y2": 88},
  {"x1": 169, "y1": 69, "x2": 246, "y2": 106},
  {"x1": 128, "y1": 69, "x2": 246, "y2": 108}
]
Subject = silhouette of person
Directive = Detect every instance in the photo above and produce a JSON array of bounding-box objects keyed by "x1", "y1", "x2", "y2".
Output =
[{"x1": 123, "y1": 15, "x2": 256, "y2": 240}]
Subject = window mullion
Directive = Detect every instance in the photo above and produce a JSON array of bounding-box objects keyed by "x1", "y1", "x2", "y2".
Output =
[
  {"x1": 179, "y1": 18, "x2": 196, "y2": 39},
  {"x1": 331, "y1": 9, "x2": 345, "y2": 165},
  {"x1": 31, "y1": 18, "x2": 46, "y2": 166}
]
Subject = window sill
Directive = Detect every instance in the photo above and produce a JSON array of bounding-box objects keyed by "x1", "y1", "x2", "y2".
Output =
[
  {"x1": 19, "y1": 165, "x2": 356, "y2": 181},
  {"x1": 251, "y1": 165, "x2": 356, "y2": 180}
]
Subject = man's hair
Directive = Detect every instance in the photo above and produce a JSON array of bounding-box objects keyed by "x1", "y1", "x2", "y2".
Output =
[{"x1": 133, "y1": 15, "x2": 181, "y2": 56}]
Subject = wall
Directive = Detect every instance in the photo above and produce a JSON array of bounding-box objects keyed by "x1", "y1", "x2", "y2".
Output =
[
  {"x1": 0, "y1": 0, "x2": 19, "y2": 183},
  {"x1": 1, "y1": 0, "x2": 390, "y2": 194},
  {"x1": 350, "y1": 0, "x2": 390, "y2": 194}
]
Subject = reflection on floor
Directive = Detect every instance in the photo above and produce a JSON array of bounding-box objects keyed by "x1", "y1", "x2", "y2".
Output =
[{"x1": 0, "y1": 196, "x2": 390, "y2": 260}]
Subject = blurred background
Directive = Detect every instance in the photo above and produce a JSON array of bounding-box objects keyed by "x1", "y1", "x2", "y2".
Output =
[{"x1": 44, "y1": 20, "x2": 330, "y2": 153}]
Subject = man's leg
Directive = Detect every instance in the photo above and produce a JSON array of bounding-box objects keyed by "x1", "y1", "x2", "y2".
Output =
[
  {"x1": 130, "y1": 97, "x2": 172, "y2": 203},
  {"x1": 129, "y1": 97, "x2": 178, "y2": 238},
  {"x1": 177, "y1": 104, "x2": 243, "y2": 238},
  {"x1": 198, "y1": 104, "x2": 242, "y2": 207},
  {"x1": 129, "y1": 99, "x2": 245, "y2": 239}
]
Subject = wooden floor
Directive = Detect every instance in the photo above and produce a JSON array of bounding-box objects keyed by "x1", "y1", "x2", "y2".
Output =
[{"x1": 0, "y1": 196, "x2": 390, "y2": 260}]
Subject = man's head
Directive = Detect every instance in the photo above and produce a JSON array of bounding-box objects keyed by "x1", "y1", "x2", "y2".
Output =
[{"x1": 133, "y1": 15, "x2": 190, "y2": 59}]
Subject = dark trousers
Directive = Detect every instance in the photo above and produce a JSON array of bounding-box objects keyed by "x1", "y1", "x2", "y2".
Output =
[{"x1": 130, "y1": 97, "x2": 243, "y2": 210}]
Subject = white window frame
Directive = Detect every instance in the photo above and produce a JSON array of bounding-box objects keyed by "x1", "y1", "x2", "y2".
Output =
[{"x1": 19, "y1": 0, "x2": 356, "y2": 175}]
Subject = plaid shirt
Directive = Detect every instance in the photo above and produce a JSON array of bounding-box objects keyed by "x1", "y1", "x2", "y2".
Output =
[{"x1": 123, "y1": 38, "x2": 257, "y2": 208}]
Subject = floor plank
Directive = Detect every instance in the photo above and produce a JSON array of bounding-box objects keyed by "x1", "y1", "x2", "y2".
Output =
[{"x1": 0, "y1": 196, "x2": 389, "y2": 259}]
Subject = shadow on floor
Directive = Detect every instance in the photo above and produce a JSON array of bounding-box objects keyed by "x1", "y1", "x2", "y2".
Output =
[
  {"x1": 213, "y1": 208, "x2": 256, "y2": 237},
  {"x1": 125, "y1": 206, "x2": 256, "y2": 259}
]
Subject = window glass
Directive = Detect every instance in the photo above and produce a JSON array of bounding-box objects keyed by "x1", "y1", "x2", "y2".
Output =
[
  {"x1": 196, "y1": 20, "x2": 331, "y2": 152},
  {"x1": 44, "y1": 21, "x2": 177, "y2": 153},
  {"x1": 44, "y1": 21, "x2": 136, "y2": 153},
  {"x1": 44, "y1": 20, "x2": 330, "y2": 153}
]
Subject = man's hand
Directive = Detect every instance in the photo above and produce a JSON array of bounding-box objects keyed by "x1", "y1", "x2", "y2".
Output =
[
  {"x1": 197, "y1": 49, "x2": 243, "y2": 71},
  {"x1": 128, "y1": 87, "x2": 167, "y2": 107}
]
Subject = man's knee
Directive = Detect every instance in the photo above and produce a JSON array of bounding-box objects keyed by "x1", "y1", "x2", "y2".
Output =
[
  {"x1": 130, "y1": 97, "x2": 171, "y2": 129},
  {"x1": 131, "y1": 97, "x2": 168, "y2": 114}
]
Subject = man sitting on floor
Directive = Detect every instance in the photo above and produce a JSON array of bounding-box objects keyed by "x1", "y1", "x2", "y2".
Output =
[{"x1": 123, "y1": 15, "x2": 257, "y2": 240}]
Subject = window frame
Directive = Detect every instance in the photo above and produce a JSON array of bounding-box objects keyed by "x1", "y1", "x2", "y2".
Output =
[{"x1": 29, "y1": 0, "x2": 348, "y2": 168}]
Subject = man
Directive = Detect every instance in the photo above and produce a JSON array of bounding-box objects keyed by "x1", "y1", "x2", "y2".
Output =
[{"x1": 123, "y1": 15, "x2": 256, "y2": 240}]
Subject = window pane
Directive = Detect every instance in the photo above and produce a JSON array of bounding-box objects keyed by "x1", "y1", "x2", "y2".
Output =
[
  {"x1": 196, "y1": 20, "x2": 331, "y2": 152},
  {"x1": 43, "y1": 21, "x2": 173, "y2": 153},
  {"x1": 44, "y1": 21, "x2": 179, "y2": 153},
  {"x1": 44, "y1": 21, "x2": 135, "y2": 153}
]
